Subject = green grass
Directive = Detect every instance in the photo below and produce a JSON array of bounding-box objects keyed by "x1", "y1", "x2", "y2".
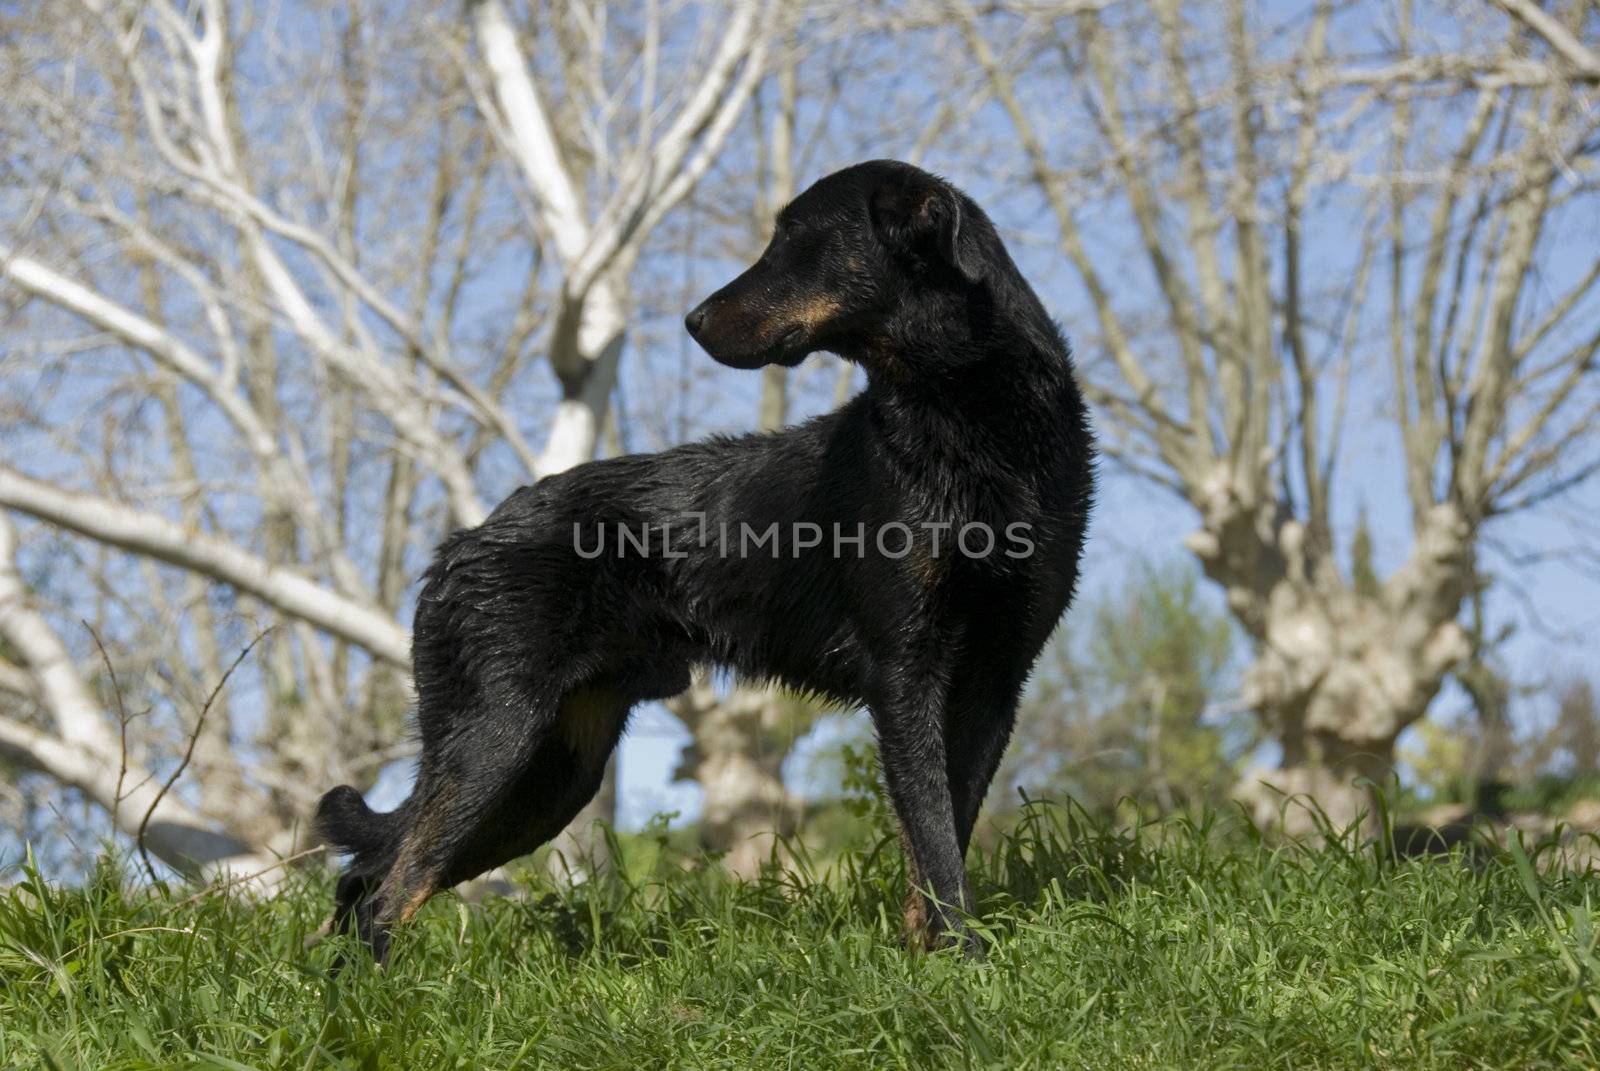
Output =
[{"x1": 2, "y1": 804, "x2": 1598, "y2": 1069}]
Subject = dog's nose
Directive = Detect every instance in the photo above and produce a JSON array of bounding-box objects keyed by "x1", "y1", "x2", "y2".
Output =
[{"x1": 685, "y1": 304, "x2": 708, "y2": 338}]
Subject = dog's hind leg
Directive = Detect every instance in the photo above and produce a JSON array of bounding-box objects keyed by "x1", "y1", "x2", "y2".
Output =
[
  {"x1": 352, "y1": 681, "x2": 630, "y2": 964},
  {"x1": 314, "y1": 785, "x2": 411, "y2": 950},
  {"x1": 411, "y1": 684, "x2": 632, "y2": 891},
  {"x1": 347, "y1": 683, "x2": 554, "y2": 964}
]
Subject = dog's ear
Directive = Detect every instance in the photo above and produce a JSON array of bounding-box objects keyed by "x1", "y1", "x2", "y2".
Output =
[{"x1": 870, "y1": 176, "x2": 983, "y2": 284}]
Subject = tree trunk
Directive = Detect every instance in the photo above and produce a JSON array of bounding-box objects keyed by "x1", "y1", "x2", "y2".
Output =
[
  {"x1": 670, "y1": 673, "x2": 799, "y2": 876},
  {"x1": 1187, "y1": 475, "x2": 1474, "y2": 834}
]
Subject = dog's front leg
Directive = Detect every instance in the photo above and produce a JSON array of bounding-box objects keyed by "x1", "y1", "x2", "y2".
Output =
[{"x1": 872, "y1": 678, "x2": 981, "y2": 958}]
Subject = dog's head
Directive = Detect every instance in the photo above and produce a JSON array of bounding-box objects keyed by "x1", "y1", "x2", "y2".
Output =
[{"x1": 684, "y1": 160, "x2": 989, "y2": 370}]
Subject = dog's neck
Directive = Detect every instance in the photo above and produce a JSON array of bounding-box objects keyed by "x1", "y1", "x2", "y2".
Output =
[
  {"x1": 846, "y1": 356, "x2": 1073, "y2": 534},
  {"x1": 834, "y1": 269, "x2": 1083, "y2": 493},
  {"x1": 854, "y1": 320, "x2": 1072, "y2": 412},
  {"x1": 853, "y1": 324, "x2": 1080, "y2": 500},
  {"x1": 850, "y1": 267, "x2": 1064, "y2": 377}
]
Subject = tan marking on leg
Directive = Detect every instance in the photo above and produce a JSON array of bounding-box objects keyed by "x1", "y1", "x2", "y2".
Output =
[
  {"x1": 372, "y1": 798, "x2": 450, "y2": 927},
  {"x1": 557, "y1": 683, "x2": 628, "y2": 766},
  {"x1": 304, "y1": 916, "x2": 334, "y2": 950},
  {"x1": 900, "y1": 826, "x2": 932, "y2": 951},
  {"x1": 903, "y1": 889, "x2": 932, "y2": 951},
  {"x1": 397, "y1": 881, "x2": 435, "y2": 924}
]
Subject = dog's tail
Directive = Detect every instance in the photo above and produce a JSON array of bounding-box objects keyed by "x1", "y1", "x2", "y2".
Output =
[{"x1": 316, "y1": 784, "x2": 406, "y2": 860}]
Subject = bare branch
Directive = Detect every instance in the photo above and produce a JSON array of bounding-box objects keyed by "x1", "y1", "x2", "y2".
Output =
[
  {"x1": 0, "y1": 468, "x2": 410, "y2": 665},
  {"x1": 952, "y1": 0, "x2": 1200, "y2": 482},
  {"x1": 0, "y1": 515, "x2": 277, "y2": 882},
  {"x1": 0, "y1": 657, "x2": 36, "y2": 700},
  {"x1": 0, "y1": 242, "x2": 372, "y2": 597},
  {"x1": 137, "y1": 630, "x2": 269, "y2": 885},
  {"x1": 1488, "y1": 0, "x2": 1600, "y2": 82}
]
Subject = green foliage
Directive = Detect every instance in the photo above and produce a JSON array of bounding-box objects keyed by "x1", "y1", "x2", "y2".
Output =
[
  {"x1": 836, "y1": 741, "x2": 891, "y2": 827},
  {"x1": 1501, "y1": 774, "x2": 1600, "y2": 816},
  {"x1": 3, "y1": 805, "x2": 1598, "y2": 1069},
  {"x1": 1004, "y1": 559, "x2": 1247, "y2": 815},
  {"x1": 1399, "y1": 716, "x2": 1477, "y2": 804},
  {"x1": 1401, "y1": 674, "x2": 1600, "y2": 810}
]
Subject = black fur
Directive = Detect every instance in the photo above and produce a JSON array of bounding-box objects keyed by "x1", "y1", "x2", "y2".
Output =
[{"x1": 317, "y1": 160, "x2": 1094, "y2": 962}]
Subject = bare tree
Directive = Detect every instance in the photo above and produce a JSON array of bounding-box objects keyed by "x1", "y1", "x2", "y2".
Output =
[
  {"x1": 0, "y1": 0, "x2": 772, "y2": 879},
  {"x1": 0, "y1": 516, "x2": 277, "y2": 880},
  {"x1": 952, "y1": 0, "x2": 1600, "y2": 827}
]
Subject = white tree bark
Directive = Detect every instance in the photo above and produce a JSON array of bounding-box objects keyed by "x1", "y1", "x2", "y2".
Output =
[
  {"x1": 0, "y1": 517, "x2": 282, "y2": 884},
  {"x1": 1489, "y1": 0, "x2": 1600, "y2": 81},
  {"x1": 0, "y1": 467, "x2": 411, "y2": 666},
  {"x1": 470, "y1": 0, "x2": 772, "y2": 475},
  {"x1": 669, "y1": 673, "x2": 800, "y2": 876}
]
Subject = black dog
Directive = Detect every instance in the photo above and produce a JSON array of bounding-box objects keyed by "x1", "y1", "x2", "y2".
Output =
[{"x1": 317, "y1": 159, "x2": 1093, "y2": 961}]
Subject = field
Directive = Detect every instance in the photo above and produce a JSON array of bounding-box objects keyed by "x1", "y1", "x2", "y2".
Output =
[{"x1": 3, "y1": 804, "x2": 1598, "y2": 1070}]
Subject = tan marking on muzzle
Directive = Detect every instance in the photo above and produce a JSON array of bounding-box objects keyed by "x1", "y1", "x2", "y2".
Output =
[
  {"x1": 557, "y1": 683, "x2": 629, "y2": 767},
  {"x1": 785, "y1": 294, "x2": 842, "y2": 331}
]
